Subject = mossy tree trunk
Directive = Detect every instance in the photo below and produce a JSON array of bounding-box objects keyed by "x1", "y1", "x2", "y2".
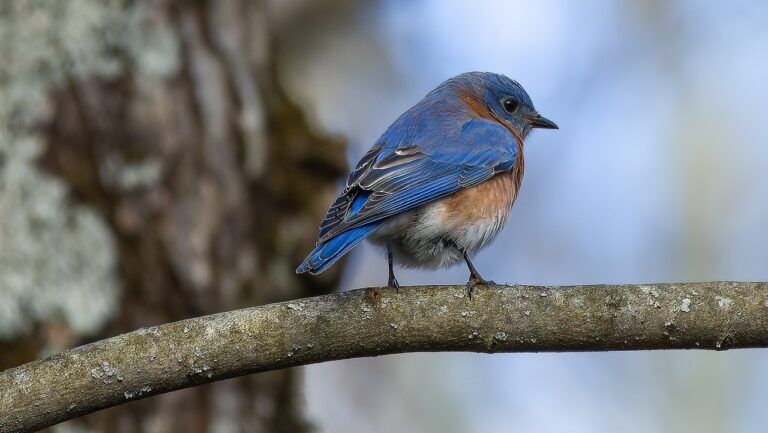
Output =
[{"x1": 0, "y1": 1, "x2": 353, "y2": 432}]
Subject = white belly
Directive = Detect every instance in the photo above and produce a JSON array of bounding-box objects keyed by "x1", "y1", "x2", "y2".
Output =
[
  {"x1": 369, "y1": 199, "x2": 510, "y2": 269},
  {"x1": 368, "y1": 171, "x2": 519, "y2": 269}
]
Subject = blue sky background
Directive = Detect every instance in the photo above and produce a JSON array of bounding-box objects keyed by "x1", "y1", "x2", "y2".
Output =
[{"x1": 280, "y1": 1, "x2": 768, "y2": 431}]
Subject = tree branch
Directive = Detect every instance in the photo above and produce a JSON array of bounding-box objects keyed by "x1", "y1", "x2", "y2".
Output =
[{"x1": 2, "y1": 282, "x2": 767, "y2": 432}]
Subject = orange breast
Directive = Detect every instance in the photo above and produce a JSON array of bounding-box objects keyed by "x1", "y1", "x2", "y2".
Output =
[{"x1": 440, "y1": 167, "x2": 523, "y2": 226}]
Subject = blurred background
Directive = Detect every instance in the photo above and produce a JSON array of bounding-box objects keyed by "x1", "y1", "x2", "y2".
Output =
[{"x1": 1, "y1": 1, "x2": 767, "y2": 432}]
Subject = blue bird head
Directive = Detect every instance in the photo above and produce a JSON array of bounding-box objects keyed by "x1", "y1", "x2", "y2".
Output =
[{"x1": 441, "y1": 72, "x2": 558, "y2": 137}]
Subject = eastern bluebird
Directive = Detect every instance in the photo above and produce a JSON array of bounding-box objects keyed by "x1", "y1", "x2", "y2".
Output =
[{"x1": 297, "y1": 72, "x2": 557, "y2": 297}]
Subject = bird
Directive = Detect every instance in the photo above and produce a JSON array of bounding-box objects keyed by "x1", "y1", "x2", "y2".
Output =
[{"x1": 296, "y1": 72, "x2": 558, "y2": 298}]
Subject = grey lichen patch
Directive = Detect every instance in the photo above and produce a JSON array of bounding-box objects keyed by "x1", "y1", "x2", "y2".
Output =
[
  {"x1": 203, "y1": 325, "x2": 218, "y2": 339},
  {"x1": 286, "y1": 303, "x2": 305, "y2": 311},
  {"x1": 0, "y1": 159, "x2": 119, "y2": 339},
  {"x1": 99, "y1": 155, "x2": 164, "y2": 191},
  {"x1": 714, "y1": 334, "x2": 736, "y2": 351},
  {"x1": 124, "y1": 385, "x2": 153, "y2": 400},
  {"x1": 11, "y1": 369, "x2": 28, "y2": 385},
  {"x1": 389, "y1": 322, "x2": 399, "y2": 330},
  {"x1": 149, "y1": 345, "x2": 158, "y2": 362},
  {"x1": 494, "y1": 332, "x2": 508, "y2": 342},
  {"x1": 680, "y1": 298, "x2": 692, "y2": 313},
  {"x1": 715, "y1": 296, "x2": 733, "y2": 310},
  {"x1": 137, "y1": 326, "x2": 161, "y2": 336},
  {"x1": 460, "y1": 310, "x2": 476, "y2": 318},
  {"x1": 626, "y1": 303, "x2": 639, "y2": 317},
  {"x1": 436, "y1": 305, "x2": 448, "y2": 315},
  {"x1": 551, "y1": 291, "x2": 567, "y2": 307},
  {"x1": 640, "y1": 286, "x2": 661, "y2": 308},
  {"x1": 0, "y1": 0, "x2": 180, "y2": 341},
  {"x1": 90, "y1": 361, "x2": 122, "y2": 385},
  {"x1": 663, "y1": 321, "x2": 678, "y2": 336},
  {"x1": 567, "y1": 296, "x2": 584, "y2": 308},
  {"x1": 285, "y1": 343, "x2": 304, "y2": 358},
  {"x1": 190, "y1": 362, "x2": 213, "y2": 379}
]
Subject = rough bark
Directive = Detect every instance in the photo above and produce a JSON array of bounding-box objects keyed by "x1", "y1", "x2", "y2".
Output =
[
  {"x1": 2, "y1": 281, "x2": 767, "y2": 433},
  {"x1": 1, "y1": 1, "x2": 362, "y2": 432}
]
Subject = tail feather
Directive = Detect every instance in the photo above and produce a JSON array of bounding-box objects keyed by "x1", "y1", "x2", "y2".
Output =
[{"x1": 296, "y1": 222, "x2": 381, "y2": 274}]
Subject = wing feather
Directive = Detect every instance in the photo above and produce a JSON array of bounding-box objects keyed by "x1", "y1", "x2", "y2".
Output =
[{"x1": 317, "y1": 119, "x2": 520, "y2": 243}]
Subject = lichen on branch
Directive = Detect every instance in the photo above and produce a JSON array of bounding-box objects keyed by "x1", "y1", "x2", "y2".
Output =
[{"x1": 2, "y1": 281, "x2": 767, "y2": 433}]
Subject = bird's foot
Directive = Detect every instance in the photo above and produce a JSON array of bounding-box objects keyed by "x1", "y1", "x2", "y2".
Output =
[
  {"x1": 466, "y1": 275, "x2": 495, "y2": 300},
  {"x1": 388, "y1": 276, "x2": 401, "y2": 293}
]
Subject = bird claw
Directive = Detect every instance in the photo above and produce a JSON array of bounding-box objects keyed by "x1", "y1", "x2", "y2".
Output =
[
  {"x1": 388, "y1": 277, "x2": 400, "y2": 292},
  {"x1": 466, "y1": 276, "x2": 495, "y2": 300}
]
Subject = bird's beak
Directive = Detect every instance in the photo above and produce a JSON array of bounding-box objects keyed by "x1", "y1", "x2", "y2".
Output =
[{"x1": 528, "y1": 113, "x2": 558, "y2": 130}]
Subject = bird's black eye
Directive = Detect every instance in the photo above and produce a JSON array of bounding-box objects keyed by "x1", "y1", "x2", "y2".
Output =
[{"x1": 502, "y1": 98, "x2": 519, "y2": 114}]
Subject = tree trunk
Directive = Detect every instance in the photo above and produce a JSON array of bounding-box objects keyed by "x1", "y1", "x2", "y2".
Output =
[{"x1": 0, "y1": 1, "x2": 356, "y2": 431}]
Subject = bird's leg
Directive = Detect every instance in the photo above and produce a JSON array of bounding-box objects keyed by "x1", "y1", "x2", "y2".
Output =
[
  {"x1": 461, "y1": 249, "x2": 495, "y2": 300},
  {"x1": 387, "y1": 246, "x2": 400, "y2": 292}
]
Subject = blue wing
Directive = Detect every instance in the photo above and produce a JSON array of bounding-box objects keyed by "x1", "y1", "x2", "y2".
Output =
[
  {"x1": 295, "y1": 191, "x2": 382, "y2": 274},
  {"x1": 319, "y1": 118, "x2": 519, "y2": 241},
  {"x1": 297, "y1": 118, "x2": 520, "y2": 274}
]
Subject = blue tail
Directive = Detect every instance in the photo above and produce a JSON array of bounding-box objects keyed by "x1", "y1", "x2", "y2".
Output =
[{"x1": 296, "y1": 222, "x2": 382, "y2": 274}]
